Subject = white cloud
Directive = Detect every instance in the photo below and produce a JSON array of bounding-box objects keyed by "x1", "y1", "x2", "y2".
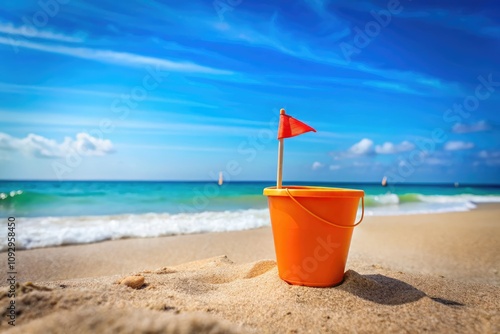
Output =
[
  {"x1": 0, "y1": 22, "x2": 84, "y2": 43},
  {"x1": 444, "y1": 141, "x2": 474, "y2": 151},
  {"x1": 69, "y1": 133, "x2": 114, "y2": 157},
  {"x1": 0, "y1": 37, "x2": 231, "y2": 75},
  {"x1": 478, "y1": 150, "x2": 500, "y2": 159},
  {"x1": 353, "y1": 161, "x2": 370, "y2": 167},
  {"x1": 348, "y1": 138, "x2": 374, "y2": 155},
  {"x1": 425, "y1": 157, "x2": 451, "y2": 166},
  {"x1": 332, "y1": 138, "x2": 414, "y2": 160},
  {"x1": 452, "y1": 121, "x2": 491, "y2": 133},
  {"x1": 22, "y1": 133, "x2": 66, "y2": 158},
  {"x1": 0, "y1": 133, "x2": 17, "y2": 151},
  {"x1": 0, "y1": 132, "x2": 114, "y2": 158},
  {"x1": 474, "y1": 151, "x2": 500, "y2": 166},
  {"x1": 312, "y1": 161, "x2": 324, "y2": 170},
  {"x1": 329, "y1": 165, "x2": 341, "y2": 170},
  {"x1": 375, "y1": 141, "x2": 415, "y2": 154}
]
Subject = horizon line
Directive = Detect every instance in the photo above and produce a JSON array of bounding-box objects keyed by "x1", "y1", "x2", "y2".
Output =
[{"x1": 1, "y1": 179, "x2": 500, "y2": 187}]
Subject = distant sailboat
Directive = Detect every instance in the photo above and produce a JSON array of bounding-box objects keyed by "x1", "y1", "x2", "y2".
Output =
[
  {"x1": 454, "y1": 182, "x2": 459, "y2": 188},
  {"x1": 381, "y1": 176, "x2": 388, "y2": 187},
  {"x1": 218, "y1": 171, "x2": 223, "y2": 186}
]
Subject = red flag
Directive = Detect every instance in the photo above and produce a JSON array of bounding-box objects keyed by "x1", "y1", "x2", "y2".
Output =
[{"x1": 278, "y1": 113, "x2": 316, "y2": 139}]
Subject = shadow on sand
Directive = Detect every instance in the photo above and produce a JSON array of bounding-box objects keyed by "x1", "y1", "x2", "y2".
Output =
[{"x1": 337, "y1": 270, "x2": 464, "y2": 307}]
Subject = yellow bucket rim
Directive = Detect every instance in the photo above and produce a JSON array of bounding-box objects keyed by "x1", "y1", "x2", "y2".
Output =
[{"x1": 263, "y1": 186, "x2": 364, "y2": 198}]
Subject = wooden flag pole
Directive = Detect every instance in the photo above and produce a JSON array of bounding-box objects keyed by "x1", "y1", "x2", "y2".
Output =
[
  {"x1": 277, "y1": 109, "x2": 285, "y2": 189},
  {"x1": 277, "y1": 138, "x2": 284, "y2": 189}
]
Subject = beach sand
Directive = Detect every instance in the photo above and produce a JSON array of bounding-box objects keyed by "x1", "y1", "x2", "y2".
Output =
[{"x1": 1, "y1": 204, "x2": 499, "y2": 333}]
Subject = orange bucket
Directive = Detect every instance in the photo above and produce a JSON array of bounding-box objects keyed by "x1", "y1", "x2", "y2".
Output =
[{"x1": 263, "y1": 186, "x2": 364, "y2": 287}]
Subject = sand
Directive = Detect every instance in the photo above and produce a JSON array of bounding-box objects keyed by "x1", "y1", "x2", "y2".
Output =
[{"x1": 1, "y1": 204, "x2": 499, "y2": 333}]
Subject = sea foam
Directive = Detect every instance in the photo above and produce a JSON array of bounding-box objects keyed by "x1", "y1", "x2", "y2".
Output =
[
  {"x1": 2, "y1": 192, "x2": 500, "y2": 251},
  {"x1": 1, "y1": 209, "x2": 271, "y2": 251}
]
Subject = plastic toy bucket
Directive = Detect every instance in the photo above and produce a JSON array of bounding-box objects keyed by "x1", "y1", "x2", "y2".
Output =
[{"x1": 263, "y1": 186, "x2": 364, "y2": 287}]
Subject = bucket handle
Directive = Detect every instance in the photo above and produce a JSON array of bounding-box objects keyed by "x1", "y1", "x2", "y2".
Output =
[{"x1": 285, "y1": 188, "x2": 364, "y2": 229}]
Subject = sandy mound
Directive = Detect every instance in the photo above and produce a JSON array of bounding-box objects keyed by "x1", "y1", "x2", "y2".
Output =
[
  {"x1": 1, "y1": 256, "x2": 499, "y2": 333},
  {"x1": 5, "y1": 307, "x2": 244, "y2": 334}
]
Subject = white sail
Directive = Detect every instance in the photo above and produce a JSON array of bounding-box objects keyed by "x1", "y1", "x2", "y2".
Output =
[
  {"x1": 381, "y1": 176, "x2": 387, "y2": 187},
  {"x1": 218, "y1": 171, "x2": 223, "y2": 186}
]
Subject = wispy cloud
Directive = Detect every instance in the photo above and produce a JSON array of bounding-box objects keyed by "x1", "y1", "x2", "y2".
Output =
[
  {"x1": 478, "y1": 150, "x2": 500, "y2": 159},
  {"x1": 206, "y1": 3, "x2": 451, "y2": 93},
  {"x1": 331, "y1": 138, "x2": 375, "y2": 159},
  {"x1": 400, "y1": 9, "x2": 500, "y2": 40},
  {"x1": 302, "y1": 0, "x2": 333, "y2": 18},
  {"x1": 117, "y1": 119, "x2": 274, "y2": 137},
  {"x1": 300, "y1": 0, "x2": 350, "y2": 37},
  {"x1": 362, "y1": 81, "x2": 422, "y2": 95},
  {"x1": 444, "y1": 141, "x2": 474, "y2": 151},
  {"x1": 0, "y1": 132, "x2": 114, "y2": 158},
  {"x1": 0, "y1": 110, "x2": 100, "y2": 127},
  {"x1": 0, "y1": 37, "x2": 232, "y2": 75},
  {"x1": 0, "y1": 109, "x2": 277, "y2": 138},
  {"x1": 352, "y1": 161, "x2": 373, "y2": 167},
  {"x1": 332, "y1": 139, "x2": 420, "y2": 160},
  {"x1": 261, "y1": 74, "x2": 439, "y2": 96},
  {"x1": 398, "y1": 150, "x2": 452, "y2": 167},
  {"x1": 358, "y1": 67, "x2": 459, "y2": 94},
  {"x1": 348, "y1": 138, "x2": 374, "y2": 156},
  {"x1": 452, "y1": 121, "x2": 492, "y2": 134},
  {"x1": 20, "y1": 1, "x2": 460, "y2": 95},
  {"x1": 212, "y1": 19, "x2": 347, "y2": 67},
  {"x1": 118, "y1": 143, "x2": 232, "y2": 152},
  {"x1": 312, "y1": 161, "x2": 325, "y2": 170},
  {"x1": 0, "y1": 83, "x2": 218, "y2": 109},
  {"x1": 375, "y1": 141, "x2": 415, "y2": 154},
  {"x1": 334, "y1": 3, "x2": 499, "y2": 40},
  {"x1": 476, "y1": 150, "x2": 500, "y2": 167},
  {"x1": 0, "y1": 22, "x2": 84, "y2": 43},
  {"x1": 423, "y1": 157, "x2": 452, "y2": 166},
  {"x1": 0, "y1": 6, "x2": 452, "y2": 96}
]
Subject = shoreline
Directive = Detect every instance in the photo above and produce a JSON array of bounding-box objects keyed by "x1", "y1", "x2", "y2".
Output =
[
  {"x1": 1, "y1": 204, "x2": 499, "y2": 333},
  {"x1": 1, "y1": 203, "x2": 499, "y2": 285},
  {"x1": 2, "y1": 202, "x2": 499, "y2": 252}
]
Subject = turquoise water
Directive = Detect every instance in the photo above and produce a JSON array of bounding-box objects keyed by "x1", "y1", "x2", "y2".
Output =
[
  {"x1": 1, "y1": 180, "x2": 499, "y2": 251},
  {"x1": 0, "y1": 181, "x2": 271, "y2": 217},
  {"x1": 2, "y1": 180, "x2": 500, "y2": 217}
]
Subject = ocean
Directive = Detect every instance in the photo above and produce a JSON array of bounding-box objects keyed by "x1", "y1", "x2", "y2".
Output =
[{"x1": 1, "y1": 180, "x2": 500, "y2": 251}]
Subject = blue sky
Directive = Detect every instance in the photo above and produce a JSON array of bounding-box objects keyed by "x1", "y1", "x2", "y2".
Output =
[{"x1": 0, "y1": 0, "x2": 499, "y2": 183}]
